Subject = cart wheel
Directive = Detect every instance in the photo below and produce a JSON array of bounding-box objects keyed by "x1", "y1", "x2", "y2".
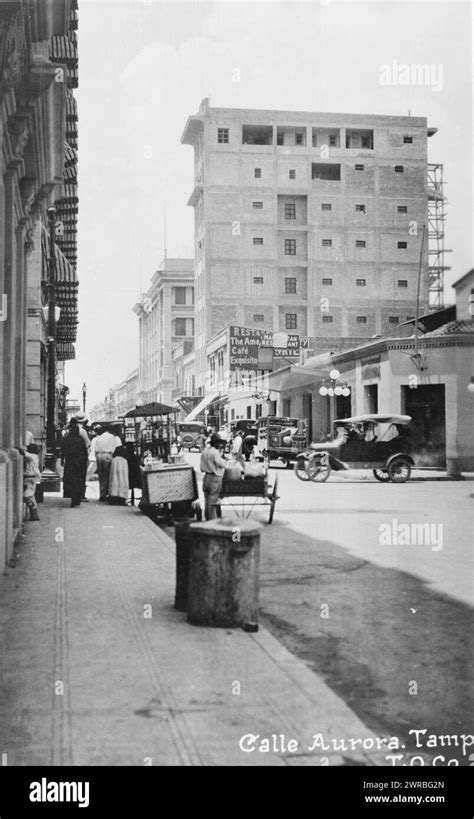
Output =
[
  {"x1": 306, "y1": 453, "x2": 331, "y2": 482},
  {"x1": 373, "y1": 469, "x2": 390, "y2": 482},
  {"x1": 294, "y1": 456, "x2": 310, "y2": 481},
  {"x1": 268, "y1": 474, "x2": 279, "y2": 524},
  {"x1": 387, "y1": 458, "x2": 411, "y2": 483}
]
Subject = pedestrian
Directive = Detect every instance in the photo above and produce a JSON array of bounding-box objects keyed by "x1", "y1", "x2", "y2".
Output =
[
  {"x1": 200, "y1": 433, "x2": 227, "y2": 520},
  {"x1": 23, "y1": 444, "x2": 41, "y2": 521},
  {"x1": 107, "y1": 446, "x2": 129, "y2": 505},
  {"x1": 61, "y1": 419, "x2": 88, "y2": 508},
  {"x1": 124, "y1": 442, "x2": 142, "y2": 506},
  {"x1": 73, "y1": 414, "x2": 91, "y2": 501},
  {"x1": 231, "y1": 428, "x2": 245, "y2": 468},
  {"x1": 95, "y1": 424, "x2": 122, "y2": 502}
]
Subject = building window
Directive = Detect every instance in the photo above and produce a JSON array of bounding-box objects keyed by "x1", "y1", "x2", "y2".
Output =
[
  {"x1": 355, "y1": 204, "x2": 366, "y2": 212},
  {"x1": 356, "y1": 316, "x2": 367, "y2": 324},
  {"x1": 397, "y1": 205, "x2": 408, "y2": 213},
  {"x1": 406, "y1": 315, "x2": 415, "y2": 321},
  {"x1": 322, "y1": 238, "x2": 332, "y2": 247},
  {"x1": 289, "y1": 169, "x2": 296, "y2": 179},
  {"x1": 295, "y1": 132, "x2": 304, "y2": 145},
  {"x1": 285, "y1": 277, "x2": 297, "y2": 293},
  {"x1": 321, "y1": 203, "x2": 332, "y2": 211},
  {"x1": 356, "y1": 278, "x2": 366, "y2": 286},
  {"x1": 231, "y1": 408, "x2": 235, "y2": 421},
  {"x1": 356, "y1": 240, "x2": 366, "y2": 248},
  {"x1": 175, "y1": 318, "x2": 187, "y2": 336},
  {"x1": 285, "y1": 203, "x2": 296, "y2": 219},
  {"x1": 253, "y1": 276, "x2": 264, "y2": 284},
  {"x1": 398, "y1": 280, "x2": 408, "y2": 288},
  {"x1": 389, "y1": 316, "x2": 399, "y2": 324},
  {"x1": 284, "y1": 239, "x2": 296, "y2": 255},
  {"x1": 217, "y1": 128, "x2": 229, "y2": 144},
  {"x1": 395, "y1": 165, "x2": 404, "y2": 173},
  {"x1": 312, "y1": 163, "x2": 341, "y2": 180},
  {"x1": 398, "y1": 241, "x2": 407, "y2": 248},
  {"x1": 253, "y1": 201, "x2": 263, "y2": 209},
  {"x1": 322, "y1": 278, "x2": 333, "y2": 285},
  {"x1": 254, "y1": 168, "x2": 262, "y2": 178},
  {"x1": 254, "y1": 314, "x2": 264, "y2": 322},
  {"x1": 246, "y1": 406, "x2": 252, "y2": 419},
  {"x1": 403, "y1": 136, "x2": 413, "y2": 143},
  {"x1": 322, "y1": 315, "x2": 333, "y2": 323},
  {"x1": 253, "y1": 237, "x2": 264, "y2": 245},
  {"x1": 329, "y1": 134, "x2": 337, "y2": 147},
  {"x1": 355, "y1": 164, "x2": 365, "y2": 171},
  {"x1": 285, "y1": 313, "x2": 297, "y2": 329},
  {"x1": 174, "y1": 287, "x2": 186, "y2": 305},
  {"x1": 277, "y1": 132, "x2": 284, "y2": 146}
]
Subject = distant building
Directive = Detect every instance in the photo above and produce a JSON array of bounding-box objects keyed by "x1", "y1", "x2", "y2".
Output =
[
  {"x1": 89, "y1": 369, "x2": 139, "y2": 422},
  {"x1": 133, "y1": 259, "x2": 194, "y2": 405},
  {"x1": 182, "y1": 99, "x2": 437, "y2": 394}
]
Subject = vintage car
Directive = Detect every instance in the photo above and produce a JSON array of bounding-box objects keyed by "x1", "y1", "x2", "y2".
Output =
[
  {"x1": 176, "y1": 421, "x2": 207, "y2": 452},
  {"x1": 294, "y1": 413, "x2": 415, "y2": 483},
  {"x1": 257, "y1": 416, "x2": 309, "y2": 467}
]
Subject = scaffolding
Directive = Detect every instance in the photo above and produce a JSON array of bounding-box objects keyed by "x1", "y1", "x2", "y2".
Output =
[{"x1": 427, "y1": 163, "x2": 451, "y2": 309}]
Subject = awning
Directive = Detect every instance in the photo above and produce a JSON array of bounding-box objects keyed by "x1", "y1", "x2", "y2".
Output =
[
  {"x1": 184, "y1": 393, "x2": 220, "y2": 421},
  {"x1": 265, "y1": 365, "x2": 331, "y2": 393}
]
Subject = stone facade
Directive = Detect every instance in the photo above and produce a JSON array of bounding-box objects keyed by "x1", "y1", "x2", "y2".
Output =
[{"x1": 0, "y1": 0, "x2": 79, "y2": 571}]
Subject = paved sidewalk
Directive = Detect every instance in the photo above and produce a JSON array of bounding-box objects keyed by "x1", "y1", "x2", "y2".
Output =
[{"x1": 0, "y1": 484, "x2": 400, "y2": 767}]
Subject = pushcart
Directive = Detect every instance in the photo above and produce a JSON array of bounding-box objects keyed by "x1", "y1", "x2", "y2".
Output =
[
  {"x1": 139, "y1": 462, "x2": 202, "y2": 522},
  {"x1": 216, "y1": 464, "x2": 279, "y2": 524}
]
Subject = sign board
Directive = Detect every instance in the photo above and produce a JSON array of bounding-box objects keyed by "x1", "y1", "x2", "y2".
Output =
[
  {"x1": 229, "y1": 326, "x2": 309, "y2": 370},
  {"x1": 361, "y1": 364, "x2": 381, "y2": 381}
]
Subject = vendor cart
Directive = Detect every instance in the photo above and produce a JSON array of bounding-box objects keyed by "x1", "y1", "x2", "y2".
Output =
[
  {"x1": 139, "y1": 461, "x2": 202, "y2": 522},
  {"x1": 216, "y1": 463, "x2": 279, "y2": 524},
  {"x1": 124, "y1": 401, "x2": 180, "y2": 462}
]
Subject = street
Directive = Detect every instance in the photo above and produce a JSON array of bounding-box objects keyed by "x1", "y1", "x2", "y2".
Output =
[{"x1": 182, "y1": 453, "x2": 474, "y2": 764}]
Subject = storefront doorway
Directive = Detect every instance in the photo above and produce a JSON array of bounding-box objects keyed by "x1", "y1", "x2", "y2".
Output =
[{"x1": 402, "y1": 384, "x2": 446, "y2": 467}]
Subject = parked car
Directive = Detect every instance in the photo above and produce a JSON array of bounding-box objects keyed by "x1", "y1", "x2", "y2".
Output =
[
  {"x1": 257, "y1": 416, "x2": 309, "y2": 467},
  {"x1": 294, "y1": 413, "x2": 415, "y2": 483},
  {"x1": 177, "y1": 421, "x2": 207, "y2": 452}
]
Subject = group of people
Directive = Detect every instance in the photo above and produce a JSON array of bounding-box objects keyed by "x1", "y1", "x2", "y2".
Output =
[{"x1": 61, "y1": 415, "x2": 141, "y2": 508}]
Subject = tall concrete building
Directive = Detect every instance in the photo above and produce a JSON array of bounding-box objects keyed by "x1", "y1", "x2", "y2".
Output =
[
  {"x1": 133, "y1": 258, "x2": 194, "y2": 405},
  {"x1": 181, "y1": 99, "x2": 435, "y2": 392}
]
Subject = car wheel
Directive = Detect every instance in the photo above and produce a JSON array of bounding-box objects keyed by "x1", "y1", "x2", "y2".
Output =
[
  {"x1": 306, "y1": 453, "x2": 331, "y2": 482},
  {"x1": 387, "y1": 458, "x2": 411, "y2": 483},
  {"x1": 373, "y1": 469, "x2": 390, "y2": 482},
  {"x1": 294, "y1": 456, "x2": 310, "y2": 481}
]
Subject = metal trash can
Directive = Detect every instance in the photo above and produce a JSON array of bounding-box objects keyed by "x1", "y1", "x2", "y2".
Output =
[
  {"x1": 187, "y1": 518, "x2": 261, "y2": 628},
  {"x1": 174, "y1": 519, "x2": 194, "y2": 611}
]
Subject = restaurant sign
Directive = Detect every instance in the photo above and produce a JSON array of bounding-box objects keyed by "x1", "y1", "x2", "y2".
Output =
[{"x1": 229, "y1": 326, "x2": 308, "y2": 370}]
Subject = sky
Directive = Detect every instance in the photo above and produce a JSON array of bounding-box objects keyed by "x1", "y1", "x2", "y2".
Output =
[{"x1": 68, "y1": 0, "x2": 473, "y2": 409}]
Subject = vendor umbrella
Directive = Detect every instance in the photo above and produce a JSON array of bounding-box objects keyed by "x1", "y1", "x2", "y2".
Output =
[{"x1": 124, "y1": 402, "x2": 179, "y2": 418}]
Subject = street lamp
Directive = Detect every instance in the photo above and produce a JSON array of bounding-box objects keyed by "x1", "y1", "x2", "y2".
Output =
[
  {"x1": 319, "y1": 369, "x2": 351, "y2": 433},
  {"x1": 82, "y1": 383, "x2": 87, "y2": 414}
]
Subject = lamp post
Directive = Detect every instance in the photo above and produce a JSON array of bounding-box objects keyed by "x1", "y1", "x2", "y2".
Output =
[
  {"x1": 82, "y1": 382, "x2": 87, "y2": 414},
  {"x1": 319, "y1": 369, "x2": 351, "y2": 434}
]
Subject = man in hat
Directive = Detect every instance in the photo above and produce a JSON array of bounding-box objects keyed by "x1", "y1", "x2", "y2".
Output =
[
  {"x1": 199, "y1": 434, "x2": 227, "y2": 520},
  {"x1": 74, "y1": 414, "x2": 90, "y2": 501}
]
